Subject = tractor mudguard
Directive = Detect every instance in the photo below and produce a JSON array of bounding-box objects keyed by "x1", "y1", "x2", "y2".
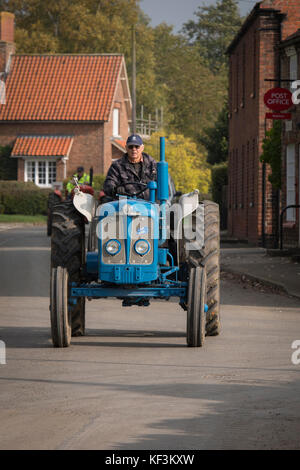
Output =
[
  {"x1": 73, "y1": 190, "x2": 95, "y2": 223},
  {"x1": 173, "y1": 189, "x2": 204, "y2": 264}
]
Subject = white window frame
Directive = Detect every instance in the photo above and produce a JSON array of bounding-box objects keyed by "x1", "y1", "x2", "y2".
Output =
[
  {"x1": 24, "y1": 160, "x2": 57, "y2": 188},
  {"x1": 286, "y1": 144, "x2": 296, "y2": 222},
  {"x1": 112, "y1": 108, "x2": 120, "y2": 137}
]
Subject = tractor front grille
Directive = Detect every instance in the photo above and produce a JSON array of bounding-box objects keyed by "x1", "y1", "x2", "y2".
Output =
[{"x1": 100, "y1": 214, "x2": 153, "y2": 265}]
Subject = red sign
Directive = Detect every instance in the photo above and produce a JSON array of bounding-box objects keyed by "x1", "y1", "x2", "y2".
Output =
[
  {"x1": 264, "y1": 87, "x2": 293, "y2": 111},
  {"x1": 265, "y1": 112, "x2": 292, "y2": 120}
]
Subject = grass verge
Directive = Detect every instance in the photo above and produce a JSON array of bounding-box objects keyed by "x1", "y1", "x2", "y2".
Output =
[{"x1": 0, "y1": 214, "x2": 47, "y2": 224}]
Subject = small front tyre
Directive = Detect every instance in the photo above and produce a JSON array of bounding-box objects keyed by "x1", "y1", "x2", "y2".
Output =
[
  {"x1": 50, "y1": 267, "x2": 72, "y2": 347},
  {"x1": 186, "y1": 265, "x2": 207, "y2": 347}
]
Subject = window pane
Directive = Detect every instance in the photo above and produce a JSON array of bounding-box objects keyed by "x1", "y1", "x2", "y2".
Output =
[
  {"x1": 26, "y1": 161, "x2": 35, "y2": 182},
  {"x1": 38, "y1": 162, "x2": 46, "y2": 185},
  {"x1": 48, "y1": 162, "x2": 56, "y2": 184}
]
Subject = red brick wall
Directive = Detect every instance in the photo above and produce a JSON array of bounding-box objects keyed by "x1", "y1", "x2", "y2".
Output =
[
  {"x1": 0, "y1": 122, "x2": 104, "y2": 182},
  {"x1": 261, "y1": 0, "x2": 300, "y2": 40},
  {"x1": 281, "y1": 45, "x2": 300, "y2": 246},
  {"x1": 112, "y1": 146, "x2": 124, "y2": 160},
  {"x1": 228, "y1": 13, "x2": 264, "y2": 243},
  {"x1": 228, "y1": 6, "x2": 288, "y2": 245}
]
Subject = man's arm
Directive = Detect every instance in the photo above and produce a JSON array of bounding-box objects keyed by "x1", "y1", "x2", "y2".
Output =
[{"x1": 103, "y1": 163, "x2": 120, "y2": 196}]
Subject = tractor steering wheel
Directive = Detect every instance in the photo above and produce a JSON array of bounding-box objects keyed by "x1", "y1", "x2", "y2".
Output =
[{"x1": 116, "y1": 181, "x2": 148, "y2": 198}]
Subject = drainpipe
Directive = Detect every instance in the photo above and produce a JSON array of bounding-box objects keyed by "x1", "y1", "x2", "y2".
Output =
[
  {"x1": 62, "y1": 157, "x2": 67, "y2": 180},
  {"x1": 262, "y1": 119, "x2": 266, "y2": 248},
  {"x1": 276, "y1": 19, "x2": 282, "y2": 249}
]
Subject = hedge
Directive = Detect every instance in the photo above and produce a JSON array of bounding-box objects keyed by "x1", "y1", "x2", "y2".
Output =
[
  {"x1": 0, "y1": 174, "x2": 107, "y2": 216},
  {"x1": 0, "y1": 181, "x2": 51, "y2": 215}
]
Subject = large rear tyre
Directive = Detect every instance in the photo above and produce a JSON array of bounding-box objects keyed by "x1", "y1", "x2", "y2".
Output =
[
  {"x1": 47, "y1": 192, "x2": 62, "y2": 236},
  {"x1": 50, "y1": 267, "x2": 71, "y2": 347},
  {"x1": 191, "y1": 201, "x2": 220, "y2": 337},
  {"x1": 187, "y1": 265, "x2": 206, "y2": 347},
  {"x1": 51, "y1": 200, "x2": 86, "y2": 337},
  {"x1": 180, "y1": 200, "x2": 220, "y2": 336}
]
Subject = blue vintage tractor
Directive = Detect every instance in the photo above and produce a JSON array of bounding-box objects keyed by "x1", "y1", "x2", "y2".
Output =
[{"x1": 50, "y1": 137, "x2": 220, "y2": 347}]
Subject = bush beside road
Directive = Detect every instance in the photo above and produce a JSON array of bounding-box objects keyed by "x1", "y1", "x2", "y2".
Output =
[{"x1": 0, "y1": 214, "x2": 47, "y2": 224}]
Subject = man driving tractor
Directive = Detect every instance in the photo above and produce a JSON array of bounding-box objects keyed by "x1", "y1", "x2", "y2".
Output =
[{"x1": 103, "y1": 134, "x2": 157, "y2": 199}]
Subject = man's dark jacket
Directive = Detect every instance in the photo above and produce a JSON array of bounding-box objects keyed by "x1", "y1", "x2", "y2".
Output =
[{"x1": 103, "y1": 152, "x2": 157, "y2": 199}]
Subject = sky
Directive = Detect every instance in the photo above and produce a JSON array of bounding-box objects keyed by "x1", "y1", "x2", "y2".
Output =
[{"x1": 140, "y1": 0, "x2": 257, "y2": 32}]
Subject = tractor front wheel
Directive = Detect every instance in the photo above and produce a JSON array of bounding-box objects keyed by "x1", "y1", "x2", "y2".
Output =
[
  {"x1": 50, "y1": 267, "x2": 71, "y2": 347},
  {"x1": 186, "y1": 265, "x2": 206, "y2": 347}
]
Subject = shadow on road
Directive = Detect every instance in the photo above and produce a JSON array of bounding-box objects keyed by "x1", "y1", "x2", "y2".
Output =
[
  {"x1": 109, "y1": 379, "x2": 300, "y2": 450},
  {"x1": 0, "y1": 374, "x2": 299, "y2": 449},
  {"x1": 0, "y1": 326, "x2": 187, "y2": 349}
]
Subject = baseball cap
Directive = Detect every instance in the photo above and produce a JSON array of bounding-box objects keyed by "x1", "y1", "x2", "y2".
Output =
[
  {"x1": 126, "y1": 134, "x2": 143, "y2": 147},
  {"x1": 77, "y1": 166, "x2": 84, "y2": 172}
]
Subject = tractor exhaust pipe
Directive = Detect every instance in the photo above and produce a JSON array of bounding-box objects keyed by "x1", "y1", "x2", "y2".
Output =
[{"x1": 157, "y1": 137, "x2": 169, "y2": 246}]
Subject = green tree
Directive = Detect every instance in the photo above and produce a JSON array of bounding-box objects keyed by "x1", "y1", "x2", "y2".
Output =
[
  {"x1": 182, "y1": 0, "x2": 243, "y2": 74},
  {"x1": 1, "y1": 0, "x2": 140, "y2": 54},
  {"x1": 153, "y1": 23, "x2": 227, "y2": 143},
  {"x1": 145, "y1": 131, "x2": 211, "y2": 194},
  {"x1": 200, "y1": 100, "x2": 229, "y2": 165},
  {"x1": 260, "y1": 120, "x2": 282, "y2": 189}
]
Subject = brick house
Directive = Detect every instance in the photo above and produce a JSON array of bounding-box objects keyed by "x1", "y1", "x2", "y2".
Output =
[
  {"x1": 227, "y1": 0, "x2": 300, "y2": 246},
  {"x1": 279, "y1": 30, "x2": 300, "y2": 247},
  {"x1": 0, "y1": 12, "x2": 131, "y2": 188}
]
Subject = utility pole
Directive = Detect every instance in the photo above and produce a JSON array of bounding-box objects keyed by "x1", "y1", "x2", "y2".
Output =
[{"x1": 131, "y1": 25, "x2": 136, "y2": 133}]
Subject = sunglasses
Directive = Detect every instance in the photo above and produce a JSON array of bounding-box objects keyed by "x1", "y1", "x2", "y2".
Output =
[{"x1": 128, "y1": 145, "x2": 140, "y2": 149}]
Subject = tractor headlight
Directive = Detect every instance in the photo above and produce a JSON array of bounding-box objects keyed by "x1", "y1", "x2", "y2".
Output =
[
  {"x1": 105, "y1": 239, "x2": 121, "y2": 256},
  {"x1": 134, "y1": 239, "x2": 150, "y2": 256}
]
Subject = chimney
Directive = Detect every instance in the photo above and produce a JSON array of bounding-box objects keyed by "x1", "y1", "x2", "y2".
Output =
[{"x1": 0, "y1": 12, "x2": 15, "y2": 74}]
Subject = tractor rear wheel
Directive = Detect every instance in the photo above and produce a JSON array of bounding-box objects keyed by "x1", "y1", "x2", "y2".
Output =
[
  {"x1": 47, "y1": 192, "x2": 62, "y2": 236},
  {"x1": 50, "y1": 267, "x2": 71, "y2": 347},
  {"x1": 200, "y1": 201, "x2": 220, "y2": 336},
  {"x1": 186, "y1": 265, "x2": 206, "y2": 347},
  {"x1": 51, "y1": 200, "x2": 86, "y2": 337},
  {"x1": 183, "y1": 200, "x2": 220, "y2": 336}
]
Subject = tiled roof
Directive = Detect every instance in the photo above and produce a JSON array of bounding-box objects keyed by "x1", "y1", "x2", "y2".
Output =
[
  {"x1": 281, "y1": 28, "x2": 300, "y2": 44},
  {"x1": 112, "y1": 138, "x2": 126, "y2": 151},
  {"x1": 0, "y1": 54, "x2": 123, "y2": 121},
  {"x1": 11, "y1": 135, "x2": 74, "y2": 157}
]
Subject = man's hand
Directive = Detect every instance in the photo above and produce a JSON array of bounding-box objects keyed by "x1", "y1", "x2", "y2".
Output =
[{"x1": 115, "y1": 185, "x2": 127, "y2": 196}]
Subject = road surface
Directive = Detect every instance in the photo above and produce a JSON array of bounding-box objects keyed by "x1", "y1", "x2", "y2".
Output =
[{"x1": 0, "y1": 226, "x2": 300, "y2": 450}]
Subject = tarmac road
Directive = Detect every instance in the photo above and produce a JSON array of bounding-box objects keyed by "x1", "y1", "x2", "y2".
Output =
[{"x1": 0, "y1": 226, "x2": 300, "y2": 450}]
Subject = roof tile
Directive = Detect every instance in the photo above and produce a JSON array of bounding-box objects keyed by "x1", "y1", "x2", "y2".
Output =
[
  {"x1": 12, "y1": 135, "x2": 74, "y2": 157},
  {"x1": 0, "y1": 54, "x2": 123, "y2": 121}
]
